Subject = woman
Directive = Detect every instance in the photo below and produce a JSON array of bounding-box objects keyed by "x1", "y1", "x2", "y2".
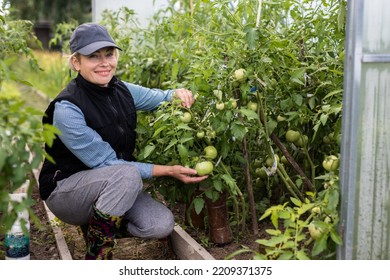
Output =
[{"x1": 38, "y1": 23, "x2": 208, "y2": 260}]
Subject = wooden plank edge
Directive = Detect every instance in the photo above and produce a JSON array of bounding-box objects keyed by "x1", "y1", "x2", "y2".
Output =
[
  {"x1": 170, "y1": 225, "x2": 215, "y2": 260},
  {"x1": 33, "y1": 168, "x2": 73, "y2": 260},
  {"x1": 43, "y1": 202, "x2": 73, "y2": 260}
]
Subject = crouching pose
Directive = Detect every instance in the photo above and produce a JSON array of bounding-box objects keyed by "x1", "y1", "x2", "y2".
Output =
[{"x1": 38, "y1": 23, "x2": 207, "y2": 260}]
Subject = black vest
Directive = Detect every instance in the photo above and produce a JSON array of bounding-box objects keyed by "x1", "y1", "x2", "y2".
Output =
[{"x1": 38, "y1": 74, "x2": 137, "y2": 200}]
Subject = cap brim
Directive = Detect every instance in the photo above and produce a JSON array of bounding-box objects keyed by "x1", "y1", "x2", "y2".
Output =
[{"x1": 77, "y1": 41, "x2": 122, "y2": 55}]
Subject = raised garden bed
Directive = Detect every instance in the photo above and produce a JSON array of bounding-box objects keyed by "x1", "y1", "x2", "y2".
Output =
[
  {"x1": 25, "y1": 182, "x2": 262, "y2": 260},
  {"x1": 4, "y1": 168, "x2": 262, "y2": 260}
]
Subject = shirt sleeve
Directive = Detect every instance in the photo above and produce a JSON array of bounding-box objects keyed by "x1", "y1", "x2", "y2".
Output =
[
  {"x1": 123, "y1": 82, "x2": 174, "y2": 111},
  {"x1": 53, "y1": 100, "x2": 154, "y2": 179}
]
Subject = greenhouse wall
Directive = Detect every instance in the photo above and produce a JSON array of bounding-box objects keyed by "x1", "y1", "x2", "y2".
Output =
[
  {"x1": 92, "y1": 0, "x2": 169, "y2": 27},
  {"x1": 338, "y1": 0, "x2": 390, "y2": 259}
]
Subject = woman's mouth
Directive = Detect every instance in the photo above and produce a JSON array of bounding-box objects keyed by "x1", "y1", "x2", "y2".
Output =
[{"x1": 96, "y1": 70, "x2": 111, "y2": 76}]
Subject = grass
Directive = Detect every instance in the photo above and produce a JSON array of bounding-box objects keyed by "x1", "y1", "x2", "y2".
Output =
[
  {"x1": 0, "y1": 81, "x2": 21, "y2": 99},
  {"x1": 19, "y1": 50, "x2": 71, "y2": 99},
  {"x1": 0, "y1": 50, "x2": 70, "y2": 111}
]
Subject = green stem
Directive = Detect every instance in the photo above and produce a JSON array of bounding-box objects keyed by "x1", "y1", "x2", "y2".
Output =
[
  {"x1": 220, "y1": 161, "x2": 247, "y2": 231},
  {"x1": 256, "y1": 91, "x2": 274, "y2": 158},
  {"x1": 302, "y1": 145, "x2": 316, "y2": 184},
  {"x1": 279, "y1": 164, "x2": 304, "y2": 201},
  {"x1": 276, "y1": 168, "x2": 300, "y2": 201}
]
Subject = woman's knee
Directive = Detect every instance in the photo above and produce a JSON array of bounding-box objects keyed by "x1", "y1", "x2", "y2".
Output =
[
  {"x1": 108, "y1": 165, "x2": 143, "y2": 194},
  {"x1": 126, "y1": 209, "x2": 175, "y2": 239},
  {"x1": 153, "y1": 211, "x2": 175, "y2": 238}
]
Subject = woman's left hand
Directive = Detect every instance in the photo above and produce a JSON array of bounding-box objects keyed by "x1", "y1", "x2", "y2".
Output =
[{"x1": 173, "y1": 88, "x2": 195, "y2": 108}]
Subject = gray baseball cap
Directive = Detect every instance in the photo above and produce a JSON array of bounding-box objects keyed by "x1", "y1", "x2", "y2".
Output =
[{"x1": 70, "y1": 23, "x2": 122, "y2": 55}]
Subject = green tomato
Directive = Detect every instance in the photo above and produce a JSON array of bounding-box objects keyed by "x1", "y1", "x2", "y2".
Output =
[
  {"x1": 247, "y1": 101, "x2": 258, "y2": 111},
  {"x1": 308, "y1": 223, "x2": 323, "y2": 240},
  {"x1": 255, "y1": 168, "x2": 268, "y2": 179},
  {"x1": 253, "y1": 159, "x2": 262, "y2": 168},
  {"x1": 216, "y1": 102, "x2": 225, "y2": 110},
  {"x1": 196, "y1": 131, "x2": 205, "y2": 139},
  {"x1": 206, "y1": 129, "x2": 216, "y2": 139},
  {"x1": 286, "y1": 130, "x2": 300, "y2": 143},
  {"x1": 277, "y1": 115, "x2": 286, "y2": 122},
  {"x1": 195, "y1": 161, "x2": 213, "y2": 176},
  {"x1": 204, "y1": 145, "x2": 218, "y2": 159},
  {"x1": 180, "y1": 112, "x2": 192, "y2": 123},
  {"x1": 266, "y1": 155, "x2": 279, "y2": 167},
  {"x1": 230, "y1": 99, "x2": 238, "y2": 109},
  {"x1": 323, "y1": 135, "x2": 332, "y2": 144},
  {"x1": 311, "y1": 207, "x2": 321, "y2": 214},
  {"x1": 336, "y1": 134, "x2": 342, "y2": 146},
  {"x1": 213, "y1": 89, "x2": 223, "y2": 100},
  {"x1": 234, "y1": 68, "x2": 246, "y2": 82},
  {"x1": 322, "y1": 155, "x2": 340, "y2": 171},
  {"x1": 226, "y1": 99, "x2": 238, "y2": 110},
  {"x1": 295, "y1": 135, "x2": 308, "y2": 147}
]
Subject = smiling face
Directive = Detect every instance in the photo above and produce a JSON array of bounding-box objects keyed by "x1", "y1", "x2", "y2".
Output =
[{"x1": 72, "y1": 47, "x2": 118, "y2": 87}]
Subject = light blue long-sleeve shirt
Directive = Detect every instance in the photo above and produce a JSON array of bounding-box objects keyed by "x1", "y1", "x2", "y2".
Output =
[{"x1": 53, "y1": 81, "x2": 174, "y2": 179}]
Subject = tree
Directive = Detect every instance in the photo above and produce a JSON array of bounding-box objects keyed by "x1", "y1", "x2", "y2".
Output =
[{"x1": 3, "y1": 0, "x2": 91, "y2": 26}]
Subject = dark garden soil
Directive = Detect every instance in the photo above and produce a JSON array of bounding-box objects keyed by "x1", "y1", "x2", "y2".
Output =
[{"x1": 1, "y1": 184, "x2": 268, "y2": 260}]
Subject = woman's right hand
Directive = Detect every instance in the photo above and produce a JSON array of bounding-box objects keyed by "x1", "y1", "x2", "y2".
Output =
[
  {"x1": 172, "y1": 88, "x2": 195, "y2": 108},
  {"x1": 152, "y1": 164, "x2": 208, "y2": 184}
]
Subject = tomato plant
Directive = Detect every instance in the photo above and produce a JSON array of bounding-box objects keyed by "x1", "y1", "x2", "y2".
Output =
[{"x1": 102, "y1": 0, "x2": 346, "y2": 259}]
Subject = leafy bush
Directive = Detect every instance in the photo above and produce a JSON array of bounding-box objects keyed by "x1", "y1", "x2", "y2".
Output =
[{"x1": 0, "y1": 10, "x2": 56, "y2": 237}]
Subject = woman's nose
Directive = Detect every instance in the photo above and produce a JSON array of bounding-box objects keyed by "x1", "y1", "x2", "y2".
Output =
[{"x1": 99, "y1": 56, "x2": 109, "y2": 65}]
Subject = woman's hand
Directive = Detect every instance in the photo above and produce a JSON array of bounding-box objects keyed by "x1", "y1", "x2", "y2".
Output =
[
  {"x1": 173, "y1": 88, "x2": 195, "y2": 108},
  {"x1": 153, "y1": 164, "x2": 208, "y2": 184}
]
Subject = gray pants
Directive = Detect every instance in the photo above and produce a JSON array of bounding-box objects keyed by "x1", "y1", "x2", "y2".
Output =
[{"x1": 45, "y1": 165, "x2": 174, "y2": 239}]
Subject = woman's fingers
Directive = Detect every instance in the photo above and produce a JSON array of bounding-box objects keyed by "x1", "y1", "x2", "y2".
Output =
[{"x1": 174, "y1": 88, "x2": 195, "y2": 108}]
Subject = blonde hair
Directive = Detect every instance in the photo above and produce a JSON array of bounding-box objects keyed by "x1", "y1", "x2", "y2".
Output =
[{"x1": 67, "y1": 48, "x2": 120, "y2": 72}]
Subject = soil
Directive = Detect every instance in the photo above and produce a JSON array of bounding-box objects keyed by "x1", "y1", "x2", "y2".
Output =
[{"x1": 1, "y1": 184, "x2": 266, "y2": 260}]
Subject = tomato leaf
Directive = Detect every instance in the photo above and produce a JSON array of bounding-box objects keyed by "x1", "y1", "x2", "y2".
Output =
[
  {"x1": 239, "y1": 108, "x2": 259, "y2": 121},
  {"x1": 193, "y1": 197, "x2": 205, "y2": 215},
  {"x1": 296, "y1": 250, "x2": 310, "y2": 260},
  {"x1": 164, "y1": 138, "x2": 178, "y2": 152},
  {"x1": 230, "y1": 123, "x2": 247, "y2": 141},
  {"x1": 142, "y1": 144, "x2": 155, "y2": 159},
  {"x1": 244, "y1": 25, "x2": 259, "y2": 50}
]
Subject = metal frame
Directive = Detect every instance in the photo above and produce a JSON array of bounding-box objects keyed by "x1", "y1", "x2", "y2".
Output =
[
  {"x1": 338, "y1": 0, "x2": 364, "y2": 260},
  {"x1": 338, "y1": 0, "x2": 390, "y2": 259}
]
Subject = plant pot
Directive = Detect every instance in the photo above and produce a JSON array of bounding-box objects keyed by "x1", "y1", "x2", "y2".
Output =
[
  {"x1": 205, "y1": 191, "x2": 233, "y2": 245},
  {"x1": 185, "y1": 190, "x2": 206, "y2": 229}
]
